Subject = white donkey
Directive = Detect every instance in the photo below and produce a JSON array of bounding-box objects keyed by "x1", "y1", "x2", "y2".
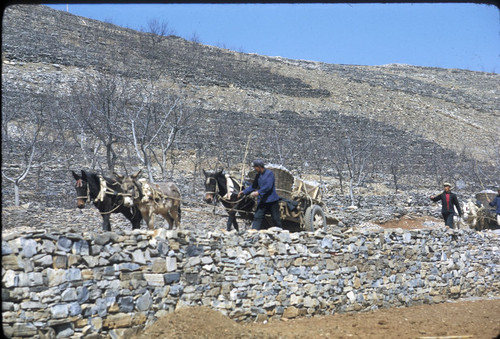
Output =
[{"x1": 462, "y1": 199, "x2": 488, "y2": 231}]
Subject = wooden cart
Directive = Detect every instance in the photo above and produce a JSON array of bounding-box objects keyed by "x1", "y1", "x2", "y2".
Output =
[
  {"x1": 248, "y1": 166, "x2": 329, "y2": 231},
  {"x1": 475, "y1": 191, "x2": 498, "y2": 228}
]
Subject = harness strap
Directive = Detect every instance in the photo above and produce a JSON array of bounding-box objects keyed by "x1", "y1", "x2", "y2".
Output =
[
  {"x1": 136, "y1": 179, "x2": 181, "y2": 207},
  {"x1": 223, "y1": 174, "x2": 235, "y2": 200},
  {"x1": 75, "y1": 181, "x2": 91, "y2": 202},
  {"x1": 139, "y1": 179, "x2": 154, "y2": 203},
  {"x1": 208, "y1": 176, "x2": 254, "y2": 212},
  {"x1": 95, "y1": 176, "x2": 108, "y2": 203},
  {"x1": 75, "y1": 176, "x2": 130, "y2": 214}
]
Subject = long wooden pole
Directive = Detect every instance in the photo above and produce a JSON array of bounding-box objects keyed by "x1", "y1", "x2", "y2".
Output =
[{"x1": 239, "y1": 134, "x2": 252, "y2": 189}]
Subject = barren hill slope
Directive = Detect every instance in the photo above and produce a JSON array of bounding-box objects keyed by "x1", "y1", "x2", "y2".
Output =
[{"x1": 1, "y1": 4, "x2": 499, "y2": 206}]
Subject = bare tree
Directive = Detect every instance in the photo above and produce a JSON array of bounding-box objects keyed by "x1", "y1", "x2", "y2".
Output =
[
  {"x1": 387, "y1": 145, "x2": 410, "y2": 193},
  {"x1": 68, "y1": 71, "x2": 132, "y2": 173},
  {"x1": 138, "y1": 18, "x2": 174, "y2": 80},
  {"x1": 190, "y1": 31, "x2": 202, "y2": 44},
  {"x1": 145, "y1": 18, "x2": 176, "y2": 40},
  {"x1": 1, "y1": 93, "x2": 65, "y2": 206},
  {"x1": 427, "y1": 144, "x2": 447, "y2": 188},
  {"x1": 124, "y1": 83, "x2": 188, "y2": 182},
  {"x1": 272, "y1": 122, "x2": 294, "y2": 166},
  {"x1": 155, "y1": 99, "x2": 193, "y2": 180},
  {"x1": 331, "y1": 115, "x2": 375, "y2": 206},
  {"x1": 64, "y1": 91, "x2": 103, "y2": 170}
]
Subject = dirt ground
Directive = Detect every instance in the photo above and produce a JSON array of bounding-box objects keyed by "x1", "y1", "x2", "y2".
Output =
[
  {"x1": 377, "y1": 216, "x2": 443, "y2": 229},
  {"x1": 133, "y1": 300, "x2": 500, "y2": 339},
  {"x1": 131, "y1": 217, "x2": 500, "y2": 339}
]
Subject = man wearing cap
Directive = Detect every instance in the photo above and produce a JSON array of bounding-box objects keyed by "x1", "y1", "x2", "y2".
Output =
[
  {"x1": 487, "y1": 188, "x2": 500, "y2": 226},
  {"x1": 430, "y1": 183, "x2": 463, "y2": 228},
  {"x1": 238, "y1": 160, "x2": 282, "y2": 230}
]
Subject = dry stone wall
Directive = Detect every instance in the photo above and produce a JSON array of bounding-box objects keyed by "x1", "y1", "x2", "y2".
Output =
[{"x1": 2, "y1": 227, "x2": 499, "y2": 338}]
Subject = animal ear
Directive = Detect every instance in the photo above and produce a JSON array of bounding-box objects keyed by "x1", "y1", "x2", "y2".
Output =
[
  {"x1": 131, "y1": 170, "x2": 142, "y2": 179},
  {"x1": 113, "y1": 172, "x2": 124, "y2": 181},
  {"x1": 134, "y1": 178, "x2": 144, "y2": 198},
  {"x1": 72, "y1": 171, "x2": 81, "y2": 181},
  {"x1": 83, "y1": 171, "x2": 98, "y2": 185}
]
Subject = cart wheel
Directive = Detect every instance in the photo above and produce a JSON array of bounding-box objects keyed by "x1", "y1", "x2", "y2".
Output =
[{"x1": 304, "y1": 204, "x2": 327, "y2": 232}]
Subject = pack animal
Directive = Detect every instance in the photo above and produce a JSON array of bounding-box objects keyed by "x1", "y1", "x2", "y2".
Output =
[
  {"x1": 115, "y1": 171, "x2": 181, "y2": 230},
  {"x1": 71, "y1": 170, "x2": 142, "y2": 231},
  {"x1": 203, "y1": 170, "x2": 255, "y2": 231},
  {"x1": 462, "y1": 199, "x2": 488, "y2": 231}
]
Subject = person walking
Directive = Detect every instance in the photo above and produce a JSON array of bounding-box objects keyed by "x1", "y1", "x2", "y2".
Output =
[
  {"x1": 238, "y1": 160, "x2": 282, "y2": 230},
  {"x1": 487, "y1": 187, "x2": 500, "y2": 226},
  {"x1": 430, "y1": 182, "x2": 463, "y2": 228}
]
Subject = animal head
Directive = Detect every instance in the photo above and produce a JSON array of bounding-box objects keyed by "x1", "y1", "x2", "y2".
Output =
[
  {"x1": 463, "y1": 198, "x2": 481, "y2": 217},
  {"x1": 114, "y1": 170, "x2": 142, "y2": 208},
  {"x1": 203, "y1": 169, "x2": 224, "y2": 203},
  {"x1": 72, "y1": 170, "x2": 88, "y2": 209},
  {"x1": 72, "y1": 170, "x2": 105, "y2": 207}
]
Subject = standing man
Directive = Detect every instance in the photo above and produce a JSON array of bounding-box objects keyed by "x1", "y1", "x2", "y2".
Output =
[
  {"x1": 487, "y1": 187, "x2": 500, "y2": 226},
  {"x1": 238, "y1": 160, "x2": 282, "y2": 230},
  {"x1": 430, "y1": 182, "x2": 463, "y2": 228}
]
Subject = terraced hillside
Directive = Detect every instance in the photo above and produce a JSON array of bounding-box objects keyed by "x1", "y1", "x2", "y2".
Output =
[{"x1": 2, "y1": 4, "x2": 499, "y2": 208}]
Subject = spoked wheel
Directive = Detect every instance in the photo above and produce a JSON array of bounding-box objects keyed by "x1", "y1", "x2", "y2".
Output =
[{"x1": 304, "y1": 204, "x2": 327, "y2": 232}]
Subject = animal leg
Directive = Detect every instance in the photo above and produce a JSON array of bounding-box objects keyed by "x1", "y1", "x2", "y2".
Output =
[
  {"x1": 175, "y1": 204, "x2": 181, "y2": 229},
  {"x1": 131, "y1": 212, "x2": 142, "y2": 229},
  {"x1": 163, "y1": 214, "x2": 174, "y2": 230},
  {"x1": 123, "y1": 207, "x2": 142, "y2": 230},
  {"x1": 170, "y1": 206, "x2": 181, "y2": 229},
  {"x1": 161, "y1": 200, "x2": 180, "y2": 229},
  {"x1": 227, "y1": 212, "x2": 238, "y2": 231},
  {"x1": 147, "y1": 214, "x2": 155, "y2": 230},
  {"x1": 142, "y1": 208, "x2": 154, "y2": 230},
  {"x1": 102, "y1": 214, "x2": 111, "y2": 232}
]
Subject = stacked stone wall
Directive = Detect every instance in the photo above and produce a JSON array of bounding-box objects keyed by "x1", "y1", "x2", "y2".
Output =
[{"x1": 2, "y1": 227, "x2": 499, "y2": 338}]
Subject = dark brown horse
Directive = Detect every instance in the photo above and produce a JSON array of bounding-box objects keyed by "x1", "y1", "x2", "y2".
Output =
[
  {"x1": 72, "y1": 170, "x2": 142, "y2": 231},
  {"x1": 203, "y1": 170, "x2": 255, "y2": 231}
]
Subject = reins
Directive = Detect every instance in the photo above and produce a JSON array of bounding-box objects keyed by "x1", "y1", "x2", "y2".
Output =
[
  {"x1": 75, "y1": 176, "x2": 130, "y2": 215},
  {"x1": 99, "y1": 202, "x2": 124, "y2": 215},
  {"x1": 79, "y1": 173, "x2": 256, "y2": 219},
  {"x1": 206, "y1": 175, "x2": 253, "y2": 214}
]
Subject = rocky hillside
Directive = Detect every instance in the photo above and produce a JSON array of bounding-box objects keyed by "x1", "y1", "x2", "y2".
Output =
[{"x1": 1, "y1": 4, "x2": 499, "y2": 210}]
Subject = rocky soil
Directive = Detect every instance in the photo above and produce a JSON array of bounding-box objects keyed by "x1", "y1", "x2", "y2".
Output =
[
  {"x1": 2, "y1": 4, "x2": 499, "y2": 218},
  {"x1": 3, "y1": 4, "x2": 499, "y2": 169},
  {"x1": 131, "y1": 300, "x2": 500, "y2": 339},
  {"x1": 0, "y1": 185, "x2": 476, "y2": 236}
]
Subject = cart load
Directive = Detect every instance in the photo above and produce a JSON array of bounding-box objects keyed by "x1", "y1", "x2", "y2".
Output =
[
  {"x1": 248, "y1": 165, "x2": 330, "y2": 231},
  {"x1": 476, "y1": 190, "x2": 498, "y2": 227}
]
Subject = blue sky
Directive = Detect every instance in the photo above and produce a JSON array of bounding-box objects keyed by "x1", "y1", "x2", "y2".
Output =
[{"x1": 45, "y1": 3, "x2": 499, "y2": 73}]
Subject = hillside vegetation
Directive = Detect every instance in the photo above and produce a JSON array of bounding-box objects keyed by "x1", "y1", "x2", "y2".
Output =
[{"x1": 1, "y1": 4, "x2": 499, "y2": 209}]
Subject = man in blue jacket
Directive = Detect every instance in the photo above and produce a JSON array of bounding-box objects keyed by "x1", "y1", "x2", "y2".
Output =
[
  {"x1": 238, "y1": 160, "x2": 282, "y2": 230},
  {"x1": 430, "y1": 182, "x2": 463, "y2": 228},
  {"x1": 488, "y1": 188, "x2": 500, "y2": 226}
]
